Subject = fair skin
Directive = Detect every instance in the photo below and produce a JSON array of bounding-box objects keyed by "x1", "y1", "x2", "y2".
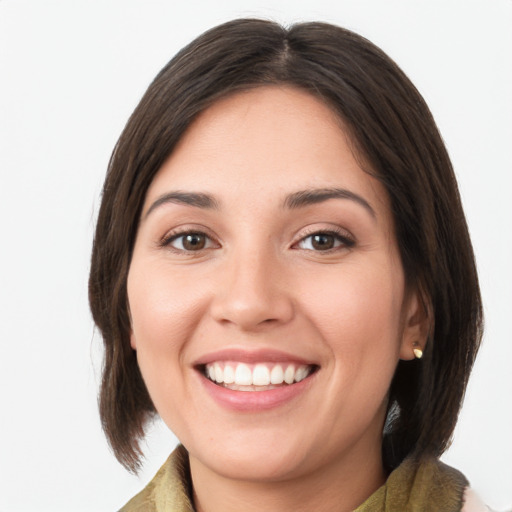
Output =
[{"x1": 127, "y1": 86, "x2": 425, "y2": 512}]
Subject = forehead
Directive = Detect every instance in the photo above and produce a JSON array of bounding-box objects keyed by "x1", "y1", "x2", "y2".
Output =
[{"x1": 145, "y1": 86, "x2": 389, "y2": 216}]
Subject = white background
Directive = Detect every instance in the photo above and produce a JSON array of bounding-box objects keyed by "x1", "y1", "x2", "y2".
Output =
[{"x1": 0, "y1": 0, "x2": 511, "y2": 510}]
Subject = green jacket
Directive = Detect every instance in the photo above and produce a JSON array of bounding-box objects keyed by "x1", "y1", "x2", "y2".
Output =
[{"x1": 120, "y1": 445, "x2": 469, "y2": 512}]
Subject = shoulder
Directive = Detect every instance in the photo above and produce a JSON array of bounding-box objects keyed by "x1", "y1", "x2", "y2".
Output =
[
  {"x1": 461, "y1": 487, "x2": 491, "y2": 512},
  {"x1": 118, "y1": 445, "x2": 194, "y2": 512}
]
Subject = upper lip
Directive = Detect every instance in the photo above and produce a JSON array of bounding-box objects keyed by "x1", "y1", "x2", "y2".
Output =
[{"x1": 193, "y1": 348, "x2": 318, "y2": 367}]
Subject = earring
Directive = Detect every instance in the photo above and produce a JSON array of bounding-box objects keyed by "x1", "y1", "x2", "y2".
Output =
[{"x1": 413, "y1": 342, "x2": 423, "y2": 359}]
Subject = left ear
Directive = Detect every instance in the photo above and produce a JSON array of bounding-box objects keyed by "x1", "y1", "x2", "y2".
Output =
[{"x1": 399, "y1": 285, "x2": 431, "y2": 361}]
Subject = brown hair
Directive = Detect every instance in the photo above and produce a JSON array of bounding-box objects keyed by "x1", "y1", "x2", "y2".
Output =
[{"x1": 89, "y1": 18, "x2": 483, "y2": 473}]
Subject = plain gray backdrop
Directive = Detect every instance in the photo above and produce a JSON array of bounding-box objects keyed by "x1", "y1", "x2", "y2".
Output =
[{"x1": 0, "y1": 0, "x2": 511, "y2": 510}]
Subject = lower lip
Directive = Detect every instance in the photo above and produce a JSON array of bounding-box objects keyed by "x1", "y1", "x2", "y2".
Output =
[{"x1": 199, "y1": 373, "x2": 315, "y2": 412}]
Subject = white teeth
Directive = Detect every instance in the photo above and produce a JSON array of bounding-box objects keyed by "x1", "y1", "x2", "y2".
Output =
[
  {"x1": 214, "y1": 363, "x2": 223, "y2": 383},
  {"x1": 234, "y1": 363, "x2": 252, "y2": 385},
  {"x1": 284, "y1": 365, "x2": 295, "y2": 384},
  {"x1": 252, "y1": 364, "x2": 270, "y2": 386},
  {"x1": 205, "y1": 362, "x2": 314, "y2": 387},
  {"x1": 270, "y1": 365, "x2": 284, "y2": 384},
  {"x1": 295, "y1": 366, "x2": 308, "y2": 382},
  {"x1": 223, "y1": 364, "x2": 235, "y2": 384}
]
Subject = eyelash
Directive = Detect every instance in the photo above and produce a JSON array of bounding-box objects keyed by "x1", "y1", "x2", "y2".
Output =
[
  {"x1": 160, "y1": 227, "x2": 355, "y2": 254},
  {"x1": 293, "y1": 228, "x2": 355, "y2": 252},
  {"x1": 160, "y1": 229, "x2": 217, "y2": 253}
]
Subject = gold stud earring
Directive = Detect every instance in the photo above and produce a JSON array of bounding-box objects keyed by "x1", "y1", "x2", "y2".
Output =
[{"x1": 413, "y1": 342, "x2": 423, "y2": 359}]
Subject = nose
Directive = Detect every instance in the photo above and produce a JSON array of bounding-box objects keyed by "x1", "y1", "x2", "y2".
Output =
[{"x1": 209, "y1": 248, "x2": 295, "y2": 331}]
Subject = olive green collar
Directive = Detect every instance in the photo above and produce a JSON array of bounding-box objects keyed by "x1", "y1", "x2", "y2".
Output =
[{"x1": 120, "y1": 445, "x2": 467, "y2": 512}]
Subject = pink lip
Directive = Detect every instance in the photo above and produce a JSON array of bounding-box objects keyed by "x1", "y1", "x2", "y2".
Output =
[
  {"x1": 193, "y1": 348, "x2": 319, "y2": 412},
  {"x1": 193, "y1": 348, "x2": 315, "y2": 366},
  {"x1": 198, "y1": 371, "x2": 316, "y2": 412}
]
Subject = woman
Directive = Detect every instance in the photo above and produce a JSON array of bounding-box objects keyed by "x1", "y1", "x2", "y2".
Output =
[{"x1": 89, "y1": 19, "x2": 486, "y2": 511}]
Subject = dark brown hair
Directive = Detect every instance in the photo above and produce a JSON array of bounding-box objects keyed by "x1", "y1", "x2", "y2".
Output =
[{"x1": 89, "y1": 18, "x2": 483, "y2": 473}]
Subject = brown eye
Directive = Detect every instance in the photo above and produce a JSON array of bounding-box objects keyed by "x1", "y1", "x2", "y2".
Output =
[
  {"x1": 296, "y1": 231, "x2": 354, "y2": 251},
  {"x1": 167, "y1": 232, "x2": 211, "y2": 251},
  {"x1": 182, "y1": 233, "x2": 206, "y2": 250},
  {"x1": 311, "y1": 234, "x2": 335, "y2": 250}
]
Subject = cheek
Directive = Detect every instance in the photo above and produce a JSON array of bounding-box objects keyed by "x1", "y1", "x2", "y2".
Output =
[
  {"x1": 126, "y1": 261, "x2": 209, "y2": 428},
  {"x1": 312, "y1": 265, "x2": 404, "y2": 413},
  {"x1": 301, "y1": 263, "x2": 404, "y2": 341},
  {"x1": 126, "y1": 261, "x2": 209, "y2": 411},
  {"x1": 128, "y1": 260, "x2": 207, "y2": 352}
]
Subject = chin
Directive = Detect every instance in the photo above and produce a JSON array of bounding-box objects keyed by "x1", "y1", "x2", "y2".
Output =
[{"x1": 186, "y1": 429, "x2": 313, "y2": 482}]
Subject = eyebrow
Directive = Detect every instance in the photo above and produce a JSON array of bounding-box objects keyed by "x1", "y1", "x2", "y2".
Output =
[
  {"x1": 284, "y1": 188, "x2": 376, "y2": 218},
  {"x1": 144, "y1": 187, "x2": 375, "y2": 220},
  {"x1": 144, "y1": 191, "x2": 219, "y2": 219}
]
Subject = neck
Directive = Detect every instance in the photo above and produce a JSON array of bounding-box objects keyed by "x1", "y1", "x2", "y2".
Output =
[{"x1": 189, "y1": 440, "x2": 386, "y2": 512}]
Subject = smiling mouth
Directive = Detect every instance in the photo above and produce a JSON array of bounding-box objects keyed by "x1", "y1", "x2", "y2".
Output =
[{"x1": 201, "y1": 362, "x2": 318, "y2": 391}]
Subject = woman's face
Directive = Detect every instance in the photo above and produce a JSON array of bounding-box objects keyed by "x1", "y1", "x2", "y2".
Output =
[{"x1": 127, "y1": 86, "x2": 422, "y2": 482}]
